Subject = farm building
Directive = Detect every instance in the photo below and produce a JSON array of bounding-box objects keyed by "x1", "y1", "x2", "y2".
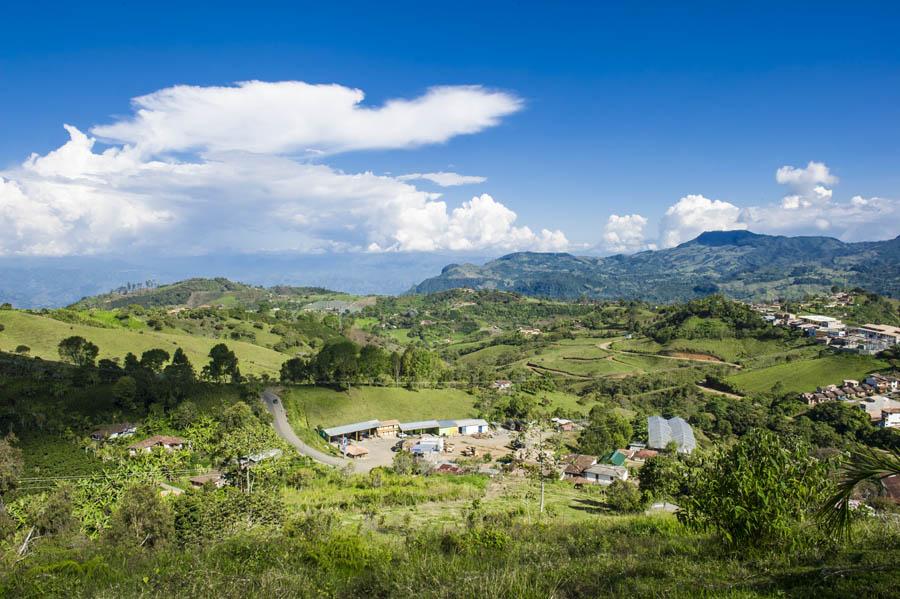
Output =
[
  {"x1": 399, "y1": 420, "x2": 441, "y2": 435},
  {"x1": 455, "y1": 418, "x2": 490, "y2": 435},
  {"x1": 647, "y1": 416, "x2": 696, "y2": 454},
  {"x1": 128, "y1": 435, "x2": 187, "y2": 456},
  {"x1": 91, "y1": 423, "x2": 137, "y2": 441},
  {"x1": 437, "y1": 420, "x2": 460, "y2": 436},
  {"x1": 376, "y1": 419, "x2": 400, "y2": 438},
  {"x1": 320, "y1": 420, "x2": 380, "y2": 442}
]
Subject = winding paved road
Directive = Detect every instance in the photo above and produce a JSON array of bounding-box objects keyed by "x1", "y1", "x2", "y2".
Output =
[{"x1": 261, "y1": 388, "x2": 349, "y2": 469}]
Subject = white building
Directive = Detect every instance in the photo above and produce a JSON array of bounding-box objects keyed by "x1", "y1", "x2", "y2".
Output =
[
  {"x1": 582, "y1": 464, "x2": 629, "y2": 485},
  {"x1": 881, "y1": 408, "x2": 900, "y2": 429}
]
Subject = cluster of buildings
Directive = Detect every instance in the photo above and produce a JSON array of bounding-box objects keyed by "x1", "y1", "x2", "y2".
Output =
[
  {"x1": 752, "y1": 305, "x2": 900, "y2": 355},
  {"x1": 559, "y1": 415, "x2": 693, "y2": 486},
  {"x1": 319, "y1": 417, "x2": 490, "y2": 445},
  {"x1": 801, "y1": 374, "x2": 900, "y2": 428}
]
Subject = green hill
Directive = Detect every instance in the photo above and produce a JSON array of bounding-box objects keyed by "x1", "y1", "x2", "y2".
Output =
[
  {"x1": 0, "y1": 310, "x2": 286, "y2": 376},
  {"x1": 414, "y1": 231, "x2": 900, "y2": 302}
]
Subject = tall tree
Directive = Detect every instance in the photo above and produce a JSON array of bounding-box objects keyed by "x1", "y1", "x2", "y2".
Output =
[
  {"x1": 578, "y1": 407, "x2": 633, "y2": 456},
  {"x1": 140, "y1": 348, "x2": 170, "y2": 374},
  {"x1": 204, "y1": 343, "x2": 240, "y2": 383},
  {"x1": 57, "y1": 336, "x2": 99, "y2": 367}
]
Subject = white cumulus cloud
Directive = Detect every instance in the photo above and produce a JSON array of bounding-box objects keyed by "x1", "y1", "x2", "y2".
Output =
[
  {"x1": 658, "y1": 194, "x2": 745, "y2": 248},
  {"x1": 0, "y1": 81, "x2": 565, "y2": 257},
  {"x1": 91, "y1": 81, "x2": 523, "y2": 156},
  {"x1": 602, "y1": 214, "x2": 649, "y2": 253}
]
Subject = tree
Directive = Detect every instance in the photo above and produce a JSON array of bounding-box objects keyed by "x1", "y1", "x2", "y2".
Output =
[
  {"x1": 578, "y1": 407, "x2": 632, "y2": 456},
  {"x1": 104, "y1": 483, "x2": 174, "y2": 549},
  {"x1": 677, "y1": 430, "x2": 831, "y2": 548},
  {"x1": 35, "y1": 484, "x2": 78, "y2": 537},
  {"x1": 14, "y1": 345, "x2": 29, "y2": 355},
  {"x1": 280, "y1": 357, "x2": 310, "y2": 383},
  {"x1": 140, "y1": 348, "x2": 170, "y2": 373},
  {"x1": 606, "y1": 479, "x2": 647, "y2": 513},
  {"x1": 638, "y1": 454, "x2": 686, "y2": 501},
  {"x1": 57, "y1": 336, "x2": 99, "y2": 367},
  {"x1": 313, "y1": 340, "x2": 359, "y2": 387},
  {"x1": 112, "y1": 376, "x2": 138, "y2": 411},
  {"x1": 204, "y1": 343, "x2": 240, "y2": 383},
  {"x1": 164, "y1": 347, "x2": 195, "y2": 385},
  {"x1": 0, "y1": 434, "x2": 23, "y2": 513}
]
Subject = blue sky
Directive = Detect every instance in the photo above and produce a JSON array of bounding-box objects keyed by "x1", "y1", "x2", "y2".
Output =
[{"x1": 1, "y1": 1, "x2": 899, "y2": 258}]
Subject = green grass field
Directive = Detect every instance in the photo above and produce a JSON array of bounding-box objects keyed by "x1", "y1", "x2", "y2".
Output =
[
  {"x1": 726, "y1": 354, "x2": 889, "y2": 394},
  {"x1": 0, "y1": 310, "x2": 287, "y2": 375},
  {"x1": 613, "y1": 336, "x2": 810, "y2": 364},
  {"x1": 281, "y1": 385, "x2": 479, "y2": 432}
]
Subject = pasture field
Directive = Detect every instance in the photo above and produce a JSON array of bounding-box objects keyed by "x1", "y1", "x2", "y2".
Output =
[
  {"x1": 726, "y1": 354, "x2": 889, "y2": 394},
  {"x1": 612, "y1": 336, "x2": 811, "y2": 364},
  {"x1": 0, "y1": 310, "x2": 286, "y2": 376}
]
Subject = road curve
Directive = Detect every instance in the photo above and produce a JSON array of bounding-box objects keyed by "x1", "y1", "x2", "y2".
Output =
[{"x1": 261, "y1": 388, "x2": 349, "y2": 469}]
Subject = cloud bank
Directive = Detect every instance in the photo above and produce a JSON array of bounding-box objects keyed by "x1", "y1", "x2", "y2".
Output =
[
  {"x1": 600, "y1": 161, "x2": 898, "y2": 253},
  {"x1": 0, "y1": 81, "x2": 572, "y2": 256}
]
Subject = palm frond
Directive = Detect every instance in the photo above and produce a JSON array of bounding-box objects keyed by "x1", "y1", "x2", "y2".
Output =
[{"x1": 817, "y1": 445, "x2": 900, "y2": 539}]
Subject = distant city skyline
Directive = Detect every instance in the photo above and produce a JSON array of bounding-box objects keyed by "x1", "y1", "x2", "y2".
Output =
[{"x1": 2, "y1": 1, "x2": 899, "y2": 258}]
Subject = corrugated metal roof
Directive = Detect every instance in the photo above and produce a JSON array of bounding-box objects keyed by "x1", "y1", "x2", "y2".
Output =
[
  {"x1": 321, "y1": 420, "x2": 380, "y2": 437},
  {"x1": 399, "y1": 420, "x2": 440, "y2": 432}
]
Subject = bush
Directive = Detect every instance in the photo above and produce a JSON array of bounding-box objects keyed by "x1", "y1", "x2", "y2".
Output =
[{"x1": 605, "y1": 479, "x2": 647, "y2": 513}]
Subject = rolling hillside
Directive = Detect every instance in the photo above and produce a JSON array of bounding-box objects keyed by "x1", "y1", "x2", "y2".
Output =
[
  {"x1": 414, "y1": 230, "x2": 900, "y2": 302},
  {"x1": 0, "y1": 310, "x2": 287, "y2": 376}
]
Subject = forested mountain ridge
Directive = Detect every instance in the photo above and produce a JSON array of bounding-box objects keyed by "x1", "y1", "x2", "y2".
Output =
[{"x1": 413, "y1": 231, "x2": 900, "y2": 302}]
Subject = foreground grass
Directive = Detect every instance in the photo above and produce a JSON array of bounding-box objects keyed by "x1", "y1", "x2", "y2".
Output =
[
  {"x1": 0, "y1": 311, "x2": 286, "y2": 376},
  {"x1": 4, "y1": 511, "x2": 899, "y2": 598}
]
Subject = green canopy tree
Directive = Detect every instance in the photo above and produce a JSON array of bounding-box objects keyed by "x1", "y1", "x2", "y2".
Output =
[
  {"x1": 204, "y1": 343, "x2": 240, "y2": 383},
  {"x1": 578, "y1": 407, "x2": 632, "y2": 456},
  {"x1": 678, "y1": 430, "x2": 831, "y2": 548},
  {"x1": 57, "y1": 336, "x2": 99, "y2": 367}
]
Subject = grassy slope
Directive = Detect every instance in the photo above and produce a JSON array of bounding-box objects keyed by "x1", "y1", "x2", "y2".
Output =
[
  {"x1": 282, "y1": 386, "x2": 479, "y2": 431},
  {"x1": 613, "y1": 336, "x2": 809, "y2": 364},
  {"x1": 0, "y1": 311, "x2": 286, "y2": 376},
  {"x1": 727, "y1": 354, "x2": 889, "y2": 394}
]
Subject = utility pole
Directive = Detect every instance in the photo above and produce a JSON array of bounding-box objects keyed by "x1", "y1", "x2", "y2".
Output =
[{"x1": 538, "y1": 425, "x2": 545, "y2": 515}]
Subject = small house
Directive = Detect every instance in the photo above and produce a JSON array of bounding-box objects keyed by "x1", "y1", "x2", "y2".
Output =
[
  {"x1": 583, "y1": 464, "x2": 629, "y2": 485},
  {"x1": 434, "y1": 463, "x2": 463, "y2": 475},
  {"x1": 344, "y1": 445, "x2": 369, "y2": 459},
  {"x1": 189, "y1": 470, "x2": 226, "y2": 489},
  {"x1": 159, "y1": 483, "x2": 184, "y2": 497},
  {"x1": 492, "y1": 379, "x2": 512, "y2": 391},
  {"x1": 562, "y1": 454, "x2": 597, "y2": 479},
  {"x1": 603, "y1": 449, "x2": 629, "y2": 467},
  {"x1": 128, "y1": 435, "x2": 187, "y2": 456},
  {"x1": 91, "y1": 423, "x2": 137, "y2": 441},
  {"x1": 881, "y1": 408, "x2": 900, "y2": 429}
]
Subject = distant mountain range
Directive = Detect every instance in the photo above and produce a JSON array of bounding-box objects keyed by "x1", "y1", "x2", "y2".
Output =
[{"x1": 413, "y1": 231, "x2": 900, "y2": 302}]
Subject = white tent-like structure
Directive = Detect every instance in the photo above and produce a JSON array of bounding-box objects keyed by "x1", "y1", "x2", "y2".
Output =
[{"x1": 647, "y1": 416, "x2": 696, "y2": 454}]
